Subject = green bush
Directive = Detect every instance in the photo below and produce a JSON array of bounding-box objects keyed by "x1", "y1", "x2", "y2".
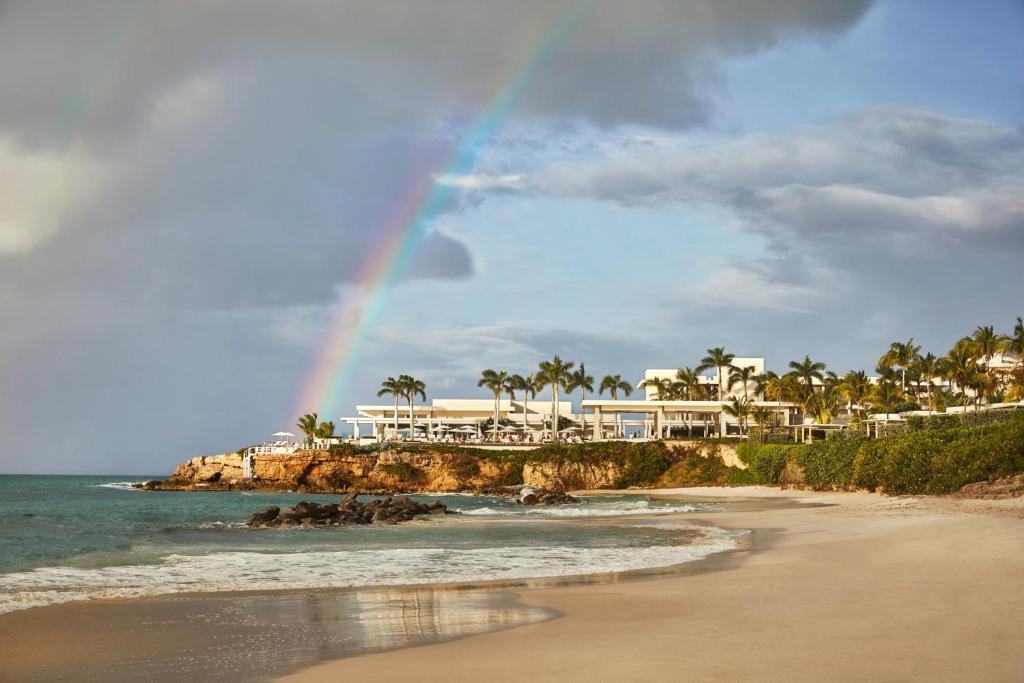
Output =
[
  {"x1": 654, "y1": 445, "x2": 752, "y2": 487},
  {"x1": 795, "y1": 433, "x2": 867, "y2": 490},
  {"x1": 736, "y1": 442, "x2": 805, "y2": 484}
]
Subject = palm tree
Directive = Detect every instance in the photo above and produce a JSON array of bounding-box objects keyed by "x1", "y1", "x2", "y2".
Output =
[
  {"x1": 478, "y1": 369, "x2": 511, "y2": 442},
  {"x1": 943, "y1": 345, "x2": 978, "y2": 411},
  {"x1": 566, "y1": 363, "x2": 594, "y2": 437},
  {"x1": 878, "y1": 338, "x2": 921, "y2": 395},
  {"x1": 913, "y1": 352, "x2": 940, "y2": 413},
  {"x1": 1005, "y1": 365, "x2": 1024, "y2": 402},
  {"x1": 639, "y1": 375, "x2": 670, "y2": 399},
  {"x1": 377, "y1": 377, "x2": 403, "y2": 434},
  {"x1": 870, "y1": 380, "x2": 901, "y2": 416},
  {"x1": 728, "y1": 365, "x2": 757, "y2": 400},
  {"x1": 673, "y1": 367, "x2": 703, "y2": 435},
  {"x1": 1007, "y1": 317, "x2": 1024, "y2": 363},
  {"x1": 699, "y1": 347, "x2": 735, "y2": 400},
  {"x1": 398, "y1": 374, "x2": 426, "y2": 440},
  {"x1": 750, "y1": 405, "x2": 774, "y2": 443},
  {"x1": 600, "y1": 374, "x2": 633, "y2": 437},
  {"x1": 805, "y1": 391, "x2": 840, "y2": 424},
  {"x1": 536, "y1": 356, "x2": 574, "y2": 441},
  {"x1": 315, "y1": 421, "x2": 335, "y2": 445},
  {"x1": 722, "y1": 396, "x2": 751, "y2": 435},
  {"x1": 838, "y1": 370, "x2": 871, "y2": 417},
  {"x1": 510, "y1": 373, "x2": 538, "y2": 432},
  {"x1": 296, "y1": 412, "x2": 319, "y2": 447},
  {"x1": 970, "y1": 325, "x2": 1009, "y2": 365},
  {"x1": 788, "y1": 355, "x2": 827, "y2": 399}
]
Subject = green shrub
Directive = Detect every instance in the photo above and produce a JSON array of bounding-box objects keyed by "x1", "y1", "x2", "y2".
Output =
[
  {"x1": 736, "y1": 442, "x2": 804, "y2": 484},
  {"x1": 654, "y1": 446, "x2": 751, "y2": 487},
  {"x1": 795, "y1": 433, "x2": 866, "y2": 490},
  {"x1": 451, "y1": 454, "x2": 480, "y2": 479}
]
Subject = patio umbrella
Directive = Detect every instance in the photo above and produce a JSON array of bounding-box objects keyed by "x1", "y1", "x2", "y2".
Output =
[
  {"x1": 432, "y1": 425, "x2": 449, "y2": 431},
  {"x1": 272, "y1": 431, "x2": 294, "y2": 437}
]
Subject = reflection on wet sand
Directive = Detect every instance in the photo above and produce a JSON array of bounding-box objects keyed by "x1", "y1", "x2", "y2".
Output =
[{"x1": 0, "y1": 587, "x2": 553, "y2": 683}]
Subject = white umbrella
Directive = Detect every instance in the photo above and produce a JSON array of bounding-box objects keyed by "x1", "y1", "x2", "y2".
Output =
[
  {"x1": 455, "y1": 426, "x2": 476, "y2": 433},
  {"x1": 272, "y1": 431, "x2": 294, "y2": 437},
  {"x1": 433, "y1": 425, "x2": 449, "y2": 431}
]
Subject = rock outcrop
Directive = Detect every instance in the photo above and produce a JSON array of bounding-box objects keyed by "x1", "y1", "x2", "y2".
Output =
[
  {"x1": 953, "y1": 474, "x2": 1024, "y2": 499},
  {"x1": 246, "y1": 495, "x2": 452, "y2": 527},
  {"x1": 522, "y1": 460, "x2": 624, "y2": 490},
  {"x1": 517, "y1": 487, "x2": 580, "y2": 506}
]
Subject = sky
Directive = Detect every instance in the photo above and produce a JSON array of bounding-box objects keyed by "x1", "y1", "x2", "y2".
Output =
[{"x1": 1, "y1": 0, "x2": 1022, "y2": 474}]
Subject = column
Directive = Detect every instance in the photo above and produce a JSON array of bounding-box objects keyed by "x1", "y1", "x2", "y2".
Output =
[
  {"x1": 719, "y1": 410, "x2": 728, "y2": 438},
  {"x1": 592, "y1": 406, "x2": 602, "y2": 441}
]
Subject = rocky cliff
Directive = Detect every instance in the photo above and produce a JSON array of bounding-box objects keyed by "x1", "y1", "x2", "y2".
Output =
[{"x1": 157, "y1": 448, "x2": 628, "y2": 493}]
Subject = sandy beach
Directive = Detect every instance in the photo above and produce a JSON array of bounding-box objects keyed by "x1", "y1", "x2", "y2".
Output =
[
  {"x1": 280, "y1": 487, "x2": 1024, "y2": 682},
  {"x1": 3, "y1": 487, "x2": 1023, "y2": 682}
]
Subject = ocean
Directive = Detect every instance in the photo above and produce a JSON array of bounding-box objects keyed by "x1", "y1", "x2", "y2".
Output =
[{"x1": 0, "y1": 475, "x2": 739, "y2": 614}]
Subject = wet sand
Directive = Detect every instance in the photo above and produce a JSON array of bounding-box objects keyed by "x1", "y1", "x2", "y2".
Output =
[{"x1": 282, "y1": 488, "x2": 1024, "y2": 682}]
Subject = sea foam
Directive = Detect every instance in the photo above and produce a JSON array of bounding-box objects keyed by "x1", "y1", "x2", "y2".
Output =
[{"x1": 0, "y1": 527, "x2": 738, "y2": 614}]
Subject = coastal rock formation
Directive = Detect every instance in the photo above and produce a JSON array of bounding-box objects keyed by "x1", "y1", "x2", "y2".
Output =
[
  {"x1": 522, "y1": 460, "x2": 623, "y2": 490},
  {"x1": 953, "y1": 474, "x2": 1024, "y2": 499},
  {"x1": 518, "y1": 487, "x2": 580, "y2": 506},
  {"x1": 246, "y1": 495, "x2": 453, "y2": 527}
]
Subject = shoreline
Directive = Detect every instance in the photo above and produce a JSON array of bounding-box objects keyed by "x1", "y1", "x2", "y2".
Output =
[{"x1": 2, "y1": 488, "x2": 1023, "y2": 681}]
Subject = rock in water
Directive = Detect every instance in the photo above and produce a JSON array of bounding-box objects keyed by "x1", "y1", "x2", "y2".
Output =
[
  {"x1": 246, "y1": 497, "x2": 454, "y2": 528},
  {"x1": 247, "y1": 506, "x2": 280, "y2": 527},
  {"x1": 518, "y1": 487, "x2": 580, "y2": 506}
]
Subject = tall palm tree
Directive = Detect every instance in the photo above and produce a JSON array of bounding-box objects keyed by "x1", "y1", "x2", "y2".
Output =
[
  {"x1": 566, "y1": 363, "x2": 594, "y2": 437},
  {"x1": 728, "y1": 365, "x2": 757, "y2": 400},
  {"x1": 296, "y1": 412, "x2": 319, "y2": 447},
  {"x1": 913, "y1": 352, "x2": 940, "y2": 413},
  {"x1": 536, "y1": 356, "x2": 574, "y2": 441},
  {"x1": 788, "y1": 355, "x2": 827, "y2": 399},
  {"x1": 398, "y1": 374, "x2": 426, "y2": 440},
  {"x1": 942, "y1": 345, "x2": 978, "y2": 410},
  {"x1": 478, "y1": 369, "x2": 511, "y2": 442},
  {"x1": 510, "y1": 373, "x2": 538, "y2": 432},
  {"x1": 970, "y1": 325, "x2": 1009, "y2": 366},
  {"x1": 377, "y1": 377, "x2": 403, "y2": 434},
  {"x1": 673, "y1": 367, "x2": 703, "y2": 436},
  {"x1": 878, "y1": 338, "x2": 921, "y2": 396},
  {"x1": 1008, "y1": 317, "x2": 1024, "y2": 363},
  {"x1": 600, "y1": 374, "x2": 633, "y2": 437},
  {"x1": 722, "y1": 396, "x2": 751, "y2": 435},
  {"x1": 699, "y1": 347, "x2": 735, "y2": 401},
  {"x1": 805, "y1": 390, "x2": 840, "y2": 424}
]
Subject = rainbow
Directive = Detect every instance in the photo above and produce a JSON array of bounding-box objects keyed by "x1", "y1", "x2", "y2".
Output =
[{"x1": 292, "y1": 1, "x2": 592, "y2": 420}]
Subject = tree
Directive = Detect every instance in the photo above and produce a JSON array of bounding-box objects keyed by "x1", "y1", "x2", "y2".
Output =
[
  {"x1": 478, "y1": 369, "x2": 511, "y2": 442},
  {"x1": 639, "y1": 375, "x2": 670, "y2": 400},
  {"x1": 942, "y1": 345, "x2": 979, "y2": 411},
  {"x1": 377, "y1": 377, "x2": 403, "y2": 434},
  {"x1": 510, "y1": 373, "x2": 539, "y2": 432},
  {"x1": 673, "y1": 367, "x2": 703, "y2": 435},
  {"x1": 536, "y1": 356, "x2": 574, "y2": 441},
  {"x1": 296, "y1": 412, "x2": 319, "y2": 447},
  {"x1": 699, "y1": 347, "x2": 735, "y2": 401},
  {"x1": 788, "y1": 355, "x2": 827, "y2": 399},
  {"x1": 722, "y1": 396, "x2": 751, "y2": 435},
  {"x1": 398, "y1": 374, "x2": 426, "y2": 439},
  {"x1": 750, "y1": 405, "x2": 774, "y2": 443},
  {"x1": 315, "y1": 421, "x2": 335, "y2": 442},
  {"x1": 838, "y1": 370, "x2": 871, "y2": 417},
  {"x1": 912, "y1": 352, "x2": 940, "y2": 414},
  {"x1": 566, "y1": 363, "x2": 594, "y2": 437},
  {"x1": 1007, "y1": 317, "x2": 1024, "y2": 363},
  {"x1": 600, "y1": 374, "x2": 633, "y2": 437},
  {"x1": 870, "y1": 380, "x2": 901, "y2": 415},
  {"x1": 878, "y1": 338, "x2": 921, "y2": 395},
  {"x1": 805, "y1": 391, "x2": 839, "y2": 424},
  {"x1": 728, "y1": 365, "x2": 757, "y2": 400}
]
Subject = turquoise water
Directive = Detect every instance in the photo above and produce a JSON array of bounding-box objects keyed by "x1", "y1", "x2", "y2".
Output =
[{"x1": 0, "y1": 475, "x2": 736, "y2": 613}]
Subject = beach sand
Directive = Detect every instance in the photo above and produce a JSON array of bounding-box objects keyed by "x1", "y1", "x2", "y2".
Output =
[
  {"x1": 280, "y1": 487, "x2": 1024, "y2": 682},
  {"x1": 3, "y1": 488, "x2": 1023, "y2": 682}
]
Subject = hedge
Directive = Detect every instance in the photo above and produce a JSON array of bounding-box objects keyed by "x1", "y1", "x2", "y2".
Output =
[{"x1": 736, "y1": 442, "x2": 806, "y2": 484}]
